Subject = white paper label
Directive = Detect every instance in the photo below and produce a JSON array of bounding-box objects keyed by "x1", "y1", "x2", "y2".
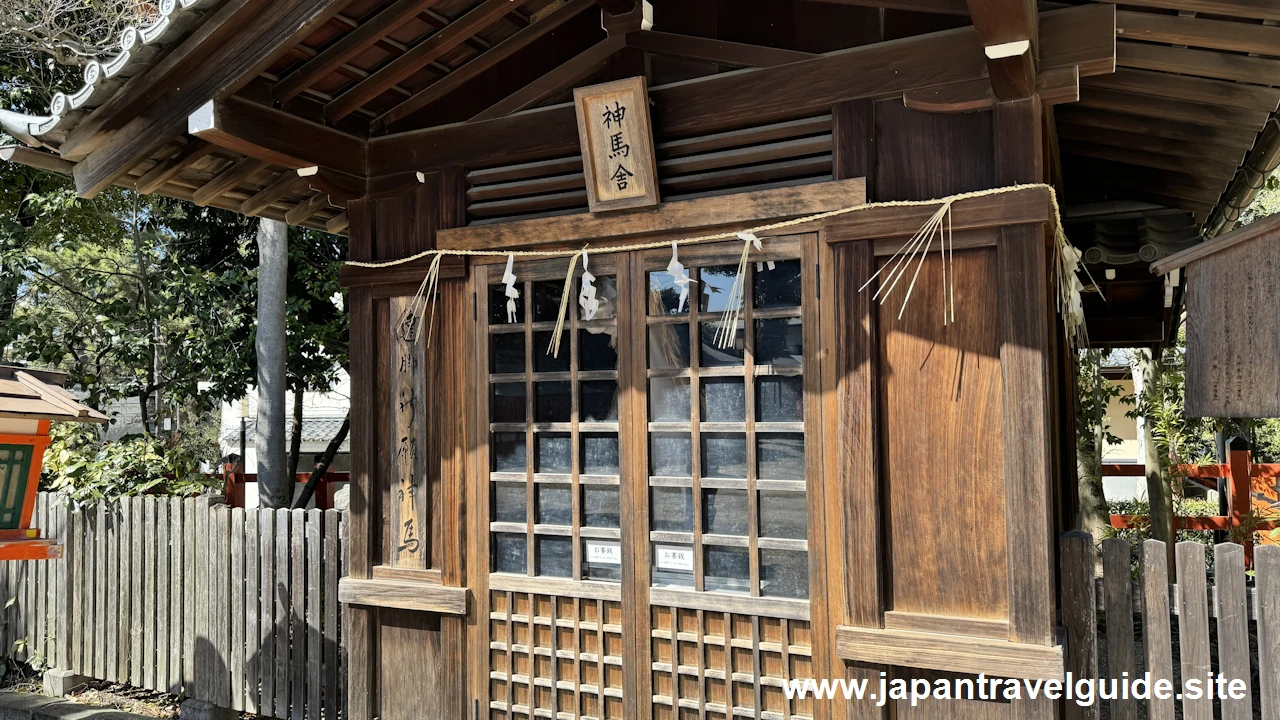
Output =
[
  {"x1": 585, "y1": 541, "x2": 621, "y2": 566},
  {"x1": 654, "y1": 545, "x2": 694, "y2": 571}
]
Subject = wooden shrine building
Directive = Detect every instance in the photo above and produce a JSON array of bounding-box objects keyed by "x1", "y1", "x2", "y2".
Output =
[{"x1": 1, "y1": 0, "x2": 1277, "y2": 717}]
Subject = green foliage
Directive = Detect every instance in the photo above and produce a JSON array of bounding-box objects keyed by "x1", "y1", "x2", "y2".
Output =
[{"x1": 39, "y1": 421, "x2": 220, "y2": 510}]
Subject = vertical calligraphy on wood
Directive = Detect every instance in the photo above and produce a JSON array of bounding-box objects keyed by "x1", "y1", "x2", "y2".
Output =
[
  {"x1": 389, "y1": 296, "x2": 430, "y2": 568},
  {"x1": 573, "y1": 76, "x2": 660, "y2": 214}
]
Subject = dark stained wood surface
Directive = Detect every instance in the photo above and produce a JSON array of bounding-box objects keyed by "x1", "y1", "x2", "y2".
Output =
[{"x1": 189, "y1": 97, "x2": 367, "y2": 177}]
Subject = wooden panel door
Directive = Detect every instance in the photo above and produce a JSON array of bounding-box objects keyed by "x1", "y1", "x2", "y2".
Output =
[{"x1": 475, "y1": 235, "x2": 828, "y2": 720}]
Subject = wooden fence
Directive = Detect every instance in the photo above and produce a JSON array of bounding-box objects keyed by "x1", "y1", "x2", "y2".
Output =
[
  {"x1": 1062, "y1": 531, "x2": 1280, "y2": 719},
  {"x1": 0, "y1": 493, "x2": 348, "y2": 720}
]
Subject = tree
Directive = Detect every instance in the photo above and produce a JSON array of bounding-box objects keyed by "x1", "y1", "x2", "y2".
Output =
[
  {"x1": 1075, "y1": 349, "x2": 1124, "y2": 546},
  {"x1": 255, "y1": 218, "x2": 290, "y2": 509}
]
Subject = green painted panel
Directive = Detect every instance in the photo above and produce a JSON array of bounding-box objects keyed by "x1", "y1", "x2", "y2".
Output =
[{"x1": 0, "y1": 445, "x2": 32, "y2": 530}]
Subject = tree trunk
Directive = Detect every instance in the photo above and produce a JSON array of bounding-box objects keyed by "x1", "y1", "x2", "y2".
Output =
[
  {"x1": 138, "y1": 390, "x2": 151, "y2": 436},
  {"x1": 1076, "y1": 350, "x2": 1110, "y2": 546},
  {"x1": 294, "y1": 415, "x2": 349, "y2": 510},
  {"x1": 256, "y1": 219, "x2": 291, "y2": 509},
  {"x1": 1137, "y1": 348, "x2": 1174, "y2": 572},
  {"x1": 288, "y1": 387, "x2": 304, "y2": 478}
]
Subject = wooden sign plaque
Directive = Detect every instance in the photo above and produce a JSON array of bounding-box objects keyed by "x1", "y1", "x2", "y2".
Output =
[{"x1": 573, "y1": 76, "x2": 660, "y2": 213}]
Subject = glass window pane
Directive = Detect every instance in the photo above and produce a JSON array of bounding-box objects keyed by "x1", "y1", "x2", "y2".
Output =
[
  {"x1": 581, "y1": 434, "x2": 619, "y2": 476},
  {"x1": 584, "y1": 276, "x2": 618, "y2": 321},
  {"x1": 650, "y1": 433, "x2": 692, "y2": 478},
  {"x1": 491, "y1": 433, "x2": 526, "y2": 473},
  {"x1": 753, "y1": 259, "x2": 803, "y2": 309},
  {"x1": 758, "y1": 434, "x2": 805, "y2": 481},
  {"x1": 651, "y1": 487, "x2": 693, "y2": 532},
  {"x1": 536, "y1": 485, "x2": 572, "y2": 526},
  {"x1": 535, "y1": 432, "x2": 572, "y2": 474},
  {"x1": 702, "y1": 433, "x2": 747, "y2": 479},
  {"x1": 537, "y1": 536, "x2": 573, "y2": 578},
  {"x1": 648, "y1": 271, "x2": 690, "y2": 316},
  {"x1": 699, "y1": 265, "x2": 742, "y2": 313},
  {"x1": 653, "y1": 544, "x2": 694, "y2": 588},
  {"x1": 700, "y1": 322, "x2": 745, "y2": 367},
  {"x1": 579, "y1": 328, "x2": 618, "y2": 371},
  {"x1": 534, "y1": 382, "x2": 571, "y2": 423},
  {"x1": 581, "y1": 380, "x2": 619, "y2": 422},
  {"x1": 649, "y1": 378, "x2": 690, "y2": 422},
  {"x1": 703, "y1": 489, "x2": 748, "y2": 536},
  {"x1": 757, "y1": 376, "x2": 803, "y2": 423},
  {"x1": 649, "y1": 324, "x2": 690, "y2": 370},
  {"x1": 755, "y1": 318, "x2": 803, "y2": 366},
  {"x1": 761, "y1": 549, "x2": 809, "y2": 599},
  {"x1": 582, "y1": 486, "x2": 620, "y2": 528},
  {"x1": 533, "y1": 280, "x2": 564, "y2": 322},
  {"x1": 494, "y1": 533, "x2": 527, "y2": 574},
  {"x1": 532, "y1": 331, "x2": 570, "y2": 373},
  {"x1": 491, "y1": 383, "x2": 526, "y2": 424},
  {"x1": 493, "y1": 483, "x2": 527, "y2": 523},
  {"x1": 705, "y1": 546, "x2": 750, "y2": 594},
  {"x1": 700, "y1": 378, "x2": 745, "y2": 422},
  {"x1": 583, "y1": 539, "x2": 622, "y2": 582},
  {"x1": 490, "y1": 333, "x2": 525, "y2": 374},
  {"x1": 758, "y1": 491, "x2": 807, "y2": 540},
  {"x1": 489, "y1": 284, "x2": 523, "y2": 325}
]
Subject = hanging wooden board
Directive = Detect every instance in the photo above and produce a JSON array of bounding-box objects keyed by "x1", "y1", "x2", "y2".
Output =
[
  {"x1": 1154, "y1": 214, "x2": 1280, "y2": 418},
  {"x1": 573, "y1": 76, "x2": 660, "y2": 213}
]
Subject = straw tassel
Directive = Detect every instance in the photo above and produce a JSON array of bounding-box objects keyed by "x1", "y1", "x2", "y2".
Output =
[{"x1": 547, "y1": 247, "x2": 587, "y2": 358}]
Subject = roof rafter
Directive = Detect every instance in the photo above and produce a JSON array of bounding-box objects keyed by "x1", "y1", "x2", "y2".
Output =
[
  {"x1": 471, "y1": 34, "x2": 627, "y2": 121},
  {"x1": 193, "y1": 157, "x2": 269, "y2": 207},
  {"x1": 799, "y1": 0, "x2": 969, "y2": 16},
  {"x1": 1117, "y1": 10, "x2": 1280, "y2": 56},
  {"x1": 135, "y1": 139, "x2": 217, "y2": 194},
  {"x1": 325, "y1": 0, "x2": 539, "y2": 124}
]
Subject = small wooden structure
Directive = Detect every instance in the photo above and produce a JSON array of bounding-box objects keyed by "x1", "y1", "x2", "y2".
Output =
[
  {"x1": 0, "y1": 366, "x2": 107, "y2": 560},
  {"x1": 1152, "y1": 212, "x2": 1280, "y2": 418},
  {"x1": 0, "y1": 0, "x2": 1275, "y2": 716}
]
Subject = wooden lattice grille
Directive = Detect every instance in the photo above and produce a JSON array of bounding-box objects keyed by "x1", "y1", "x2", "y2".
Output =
[{"x1": 650, "y1": 607, "x2": 814, "y2": 720}]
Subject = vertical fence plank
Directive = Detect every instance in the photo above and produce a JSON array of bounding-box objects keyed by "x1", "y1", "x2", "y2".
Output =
[
  {"x1": 231, "y1": 508, "x2": 246, "y2": 713},
  {"x1": 245, "y1": 510, "x2": 260, "y2": 714},
  {"x1": 324, "y1": 509, "x2": 340, "y2": 720},
  {"x1": 1176, "y1": 542, "x2": 1212, "y2": 720},
  {"x1": 291, "y1": 509, "x2": 305, "y2": 720},
  {"x1": 307, "y1": 509, "x2": 322, "y2": 720},
  {"x1": 1060, "y1": 531, "x2": 1098, "y2": 720},
  {"x1": 144, "y1": 497, "x2": 157, "y2": 690},
  {"x1": 34, "y1": 495, "x2": 46, "y2": 664},
  {"x1": 194, "y1": 498, "x2": 210, "y2": 701},
  {"x1": 169, "y1": 498, "x2": 184, "y2": 695},
  {"x1": 156, "y1": 498, "x2": 170, "y2": 693},
  {"x1": 10, "y1": 530, "x2": 23, "y2": 663},
  {"x1": 94, "y1": 501, "x2": 107, "y2": 678},
  {"x1": 0, "y1": 513, "x2": 9, "y2": 660},
  {"x1": 1214, "y1": 544, "x2": 1251, "y2": 720},
  {"x1": 1102, "y1": 538, "x2": 1136, "y2": 720},
  {"x1": 54, "y1": 500, "x2": 69, "y2": 672},
  {"x1": 1258, "y1": 545, "x2": 1280, "y2": 719},
  {"x1": 339, "y1": 512, "x2": 348, "y2": 720},
  {"x1": 213, "y1": 506, "x2": 232, "y2": 710},
  {"x1": 1141, "y1": 540, "x2": 1174, "y2": 720},
  {"x1": 117, "y1": 500, "x2": 131, "y2": 682},
  {"x1": 183, "y1": 497, "x2": 197, "y2": 694},
  {"x1": 104, "y1": 502, "x2": 119, "y2": 683},
  {"x1": 275, "y1": 508, "x2": 290, "y2": 720},
  {"x1": 130, "y1": 497, "x2": 143, "y2": 687},
  {"x1": 260, "y1": 509, "x2": 276, "y2": 717}
]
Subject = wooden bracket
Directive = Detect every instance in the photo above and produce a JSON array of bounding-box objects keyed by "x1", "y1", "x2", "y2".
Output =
[
  {"x1": 338, "y1": 577, "x2": 468, "y2": 615},
  {"x1": 298, "y1": 165, "x2": 367, "y2": 203},
  {"x1": 602, "y1": 0, "x2": 651, "y2": 34}
]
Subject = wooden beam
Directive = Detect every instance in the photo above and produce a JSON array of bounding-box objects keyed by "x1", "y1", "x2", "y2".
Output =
[
  {"x1": 338, "y1": 578, "x2": 467, "y2": 615},
  {"x1": 1152, "y1": 211, "x2": 1280, "y2": 275},
  {"x1": 902, "y1": 65, "x2": 1077, "y2": 112},
  {"x1": 438, "y1": 178, "x2": 865, "y2": 250},
  {"x1": 241, "y1": 171, "x2": 310, "y2": 216},
  {"x1": 188, "y1": 96, "x2": 366, "y2": 177},
  {"x1": 1084, "y1": 67, "x2": 1280, "y2": 113},
  {"x1": 192, "y1": 157, "x2": 268, "y2": 207},
  {"x1": 1077, "y1": 86, "x2": 1271, "y2": 131},
  {"x1": 1055, "y1": 122, "x2": 1248, "y2": 165},
  {"x1": 285, "y1": 193, "x2": 332, "y2": 225},
  {"x1": 471, "y1": 34, "x2": 626, "y2": 121},
  {"x1": 135, "y1": 140, "x2": 217, "y2": 195},
  {"x1": 0, "y1": 145, "x2": 75, "y2": 175},
  {"x1": 625, "y1": 31, "x2": 816, "y2": 68},
  {"x1": 1117, "y1": 9, "x2": 1280, "y2": 56},
  {"x1": 326, "y1": 0, "x2": 537, "y2": 123},
  {"x1": 373, "y1": 0, "x2": 596, "y2": 132},
  {"x1": 822, "y1": 186, "x2": 1050, "y2": 241},
  {"x1": 1101, "y1": 0, "x2": 1280, "y2": 22},
  {"x1": 595, "y1": 0, "x2": 635, "y2": 14},
  {"x1": 326, "y1": 212, "x2": 350, "y2": 234},
  {"x1": 1054, "y1": 105, "x2": 1257, "y2": 151},
  {"x1": 274, "y1": 0, "x2": 443, "y2": 103},
  {"x1": 371, "y1": 4, "x2": 1115, "y2": 175},
  {"x1": 836, "y1": 625, "x2": 1063, "y2": 681},
  {"x1": 1116, "y1": 41, "x2": 1280, "y2": 87},
  {"x1": 966, "y1": 0, "x2": 1040, "y2": 100},
  {"x1": 69, "y1": 0, "x2": 349, "y2": 198},
  {"x1": 800, "y1": 0, "x2": 969, "y2": 15},
  {"x1": 1059, "y1": 139, "x2": 1239, "y2": 183}
]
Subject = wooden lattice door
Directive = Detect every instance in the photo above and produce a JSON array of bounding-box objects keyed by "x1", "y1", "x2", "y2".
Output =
[{"x1": 474, "y1": 236, "x2": 825, "y2": 720}]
